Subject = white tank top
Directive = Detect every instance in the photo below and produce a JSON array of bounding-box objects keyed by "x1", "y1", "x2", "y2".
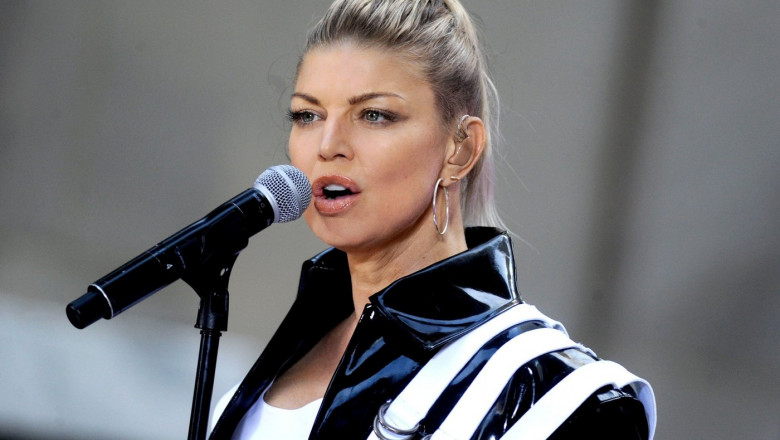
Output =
[{"x1": 213, "y1": 385, "x2": 323, "y2": 440}]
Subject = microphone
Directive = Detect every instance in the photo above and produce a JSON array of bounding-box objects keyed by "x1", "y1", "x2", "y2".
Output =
[{"x1": 66, "y1": 165, "x2": 311, "y2": 329}]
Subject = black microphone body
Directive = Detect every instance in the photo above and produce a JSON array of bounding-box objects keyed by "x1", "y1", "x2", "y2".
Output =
[{"x1": 66, "y1": 165, "x2": 310, "y2": 329}]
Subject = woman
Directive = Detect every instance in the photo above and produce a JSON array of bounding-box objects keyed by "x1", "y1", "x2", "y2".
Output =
[{"x1": 210, "y1": 1, "x2": 655, "y2": 439}]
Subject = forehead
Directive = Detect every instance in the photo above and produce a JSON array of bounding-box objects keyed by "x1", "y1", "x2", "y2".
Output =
[{"x1": 294, "y1": 43, "x2": 432, "y2": 100}]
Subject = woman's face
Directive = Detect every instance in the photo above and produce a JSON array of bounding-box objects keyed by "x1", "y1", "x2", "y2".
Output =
[{"x1": 289, "y1": 44, "x2": 450, "y2": 254}]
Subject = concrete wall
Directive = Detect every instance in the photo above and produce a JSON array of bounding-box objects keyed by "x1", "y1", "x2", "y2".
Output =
[{"x1": 1, "y1": 1, "x2": 777, "y2": 438}]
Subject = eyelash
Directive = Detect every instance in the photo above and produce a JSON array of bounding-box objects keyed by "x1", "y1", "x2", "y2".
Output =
[
  {"x1": 286, "y1": 108, "x2": 399, "y2": 126},
  {"x1": 286, "y1": 109, "x2": 318, "y2": 125},
  {"x1": 360, "y1": 109, "x2": 398, "y2": 124}
]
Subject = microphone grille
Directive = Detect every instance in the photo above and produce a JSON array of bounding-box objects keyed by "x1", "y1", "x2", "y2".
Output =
[{"x1": 254, "y1": 165, "x2": 312, "y2": 223}]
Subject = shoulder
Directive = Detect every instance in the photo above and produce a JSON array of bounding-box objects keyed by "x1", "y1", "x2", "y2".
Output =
[
  {"x1": 489, "y1": 347, "x2": 653, "y2": 439},
  {"x1": 550, "y1": 385, "x2": 650, "y2": 439},
  {"x1": 418, "y1": 303, "x2": 656, "y2": 439}
]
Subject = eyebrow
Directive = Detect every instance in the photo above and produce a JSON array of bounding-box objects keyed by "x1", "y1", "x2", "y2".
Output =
[
  {"x1": 291, "y1": 92, "x2": 320, "y2": 106},
  {"x1": 290, "y1": 91, "x2": 404, "y2": 106},
  {"x1": 348, "y1": 92, "x2": 404, "y2": 105}
]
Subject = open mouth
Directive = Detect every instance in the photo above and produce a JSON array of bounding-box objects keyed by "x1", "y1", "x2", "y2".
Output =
[
  {"x1": 322, "y1": 184, "x2": 355, "y2": 199},
  {"x1": 312, "y1": 175, "x2": 360, "y2": 215}
]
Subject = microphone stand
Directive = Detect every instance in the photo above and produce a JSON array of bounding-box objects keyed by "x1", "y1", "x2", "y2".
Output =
[
  {"x1": 182, "y1": 253, "x2": 238, "y2": 440},
  {"x1": 65, "y1": 166, "x2": 309, "y2": 439}
]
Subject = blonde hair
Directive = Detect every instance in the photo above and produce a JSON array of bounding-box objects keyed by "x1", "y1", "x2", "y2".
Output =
[{"x1": 301, "y1": 0, "x2": 505, "y2": 229}]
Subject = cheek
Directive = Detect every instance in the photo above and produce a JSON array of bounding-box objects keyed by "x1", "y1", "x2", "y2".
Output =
[
  {"x1": 373, "y1": 136, "x2": 445, "y2": 187},
  {"x1": 367, "y1": 156, "x2": 438, "y2": 213},
  {"x1": 289, "y1": 138, "x2": 313, "y2": 176}
]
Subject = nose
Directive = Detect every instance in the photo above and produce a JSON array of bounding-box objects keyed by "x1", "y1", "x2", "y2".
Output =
[{"x1": 318, "y1": 117, "x2": 353, "y2": 161}]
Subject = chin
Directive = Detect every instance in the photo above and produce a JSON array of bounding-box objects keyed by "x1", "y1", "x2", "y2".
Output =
[{"x1": 306, "y1": 215, "x2": 366, "y2": 251}]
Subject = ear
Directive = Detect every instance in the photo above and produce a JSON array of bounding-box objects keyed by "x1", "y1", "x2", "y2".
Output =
[{"x1": 441, "y1": 116, "x2": 486, "y2": 185}]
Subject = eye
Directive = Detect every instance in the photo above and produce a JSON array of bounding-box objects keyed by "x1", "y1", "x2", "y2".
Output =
[
  {"x1": 364, "y1": 110, "x2": 383, "y2": 122},
  {"x1": 361, "y1": 109, "x2": 398, "y2": 124},
  {"x1": 287, "y1": 109, "x2": 321, "y2": 126}
]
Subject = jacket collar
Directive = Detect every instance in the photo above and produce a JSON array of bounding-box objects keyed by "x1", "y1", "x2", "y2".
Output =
[
  {"x1": 209, "y1": 228, "x2": 521, "y2": 438},
  {"x1": 298, "y1": 227, "x2": 521, "y2": 352}
]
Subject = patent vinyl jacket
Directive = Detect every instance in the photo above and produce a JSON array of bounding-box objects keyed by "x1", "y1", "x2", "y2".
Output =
[{"x1": 210, "y1": 228, "x2": 650, "y2": 439}]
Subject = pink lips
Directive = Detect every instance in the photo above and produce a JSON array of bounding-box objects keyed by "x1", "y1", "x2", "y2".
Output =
[{"x1": 312, "y1": 175, "x2": 361, "y2": 215}]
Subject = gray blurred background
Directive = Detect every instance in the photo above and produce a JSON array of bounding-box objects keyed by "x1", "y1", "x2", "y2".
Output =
[{"x1": 1, "y1": 1, "x2": 777, "y2": 439}]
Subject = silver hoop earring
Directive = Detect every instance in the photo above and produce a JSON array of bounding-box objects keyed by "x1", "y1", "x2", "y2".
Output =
[
  {"x1": 454, "y1": 114, "x2": 470, "y2": 143},
  {"x1": 432, "y1": 178, "x2": 450, "y2": 235}
]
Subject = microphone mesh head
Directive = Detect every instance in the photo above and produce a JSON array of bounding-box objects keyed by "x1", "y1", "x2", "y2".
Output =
[{"x1": 254, "y1": 165, "x2": 312, "y2": 223}]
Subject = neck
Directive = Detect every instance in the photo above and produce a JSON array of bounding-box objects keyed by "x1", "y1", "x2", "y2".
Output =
[{"x1": 345, "y1": 221, "x2": 467, "y2": 319}]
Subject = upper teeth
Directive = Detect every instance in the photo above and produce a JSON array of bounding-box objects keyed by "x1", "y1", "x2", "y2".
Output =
[{"x1": 325, "y1": 184, "x2": 347, "y2": 191}]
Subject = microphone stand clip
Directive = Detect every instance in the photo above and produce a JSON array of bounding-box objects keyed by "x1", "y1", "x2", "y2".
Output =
[{"x1": 182, "y1": 249, "x2": 239, "y2": 440}]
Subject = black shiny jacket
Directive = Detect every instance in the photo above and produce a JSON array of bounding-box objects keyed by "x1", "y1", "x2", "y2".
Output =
[{"x1": 210, "y1": 228, "x2": 649, "y2": 439}]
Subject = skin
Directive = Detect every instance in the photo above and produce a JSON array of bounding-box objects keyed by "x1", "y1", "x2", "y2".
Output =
[{"x1": 265, "y1": 43, "x2": 486, "y2": 409}]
